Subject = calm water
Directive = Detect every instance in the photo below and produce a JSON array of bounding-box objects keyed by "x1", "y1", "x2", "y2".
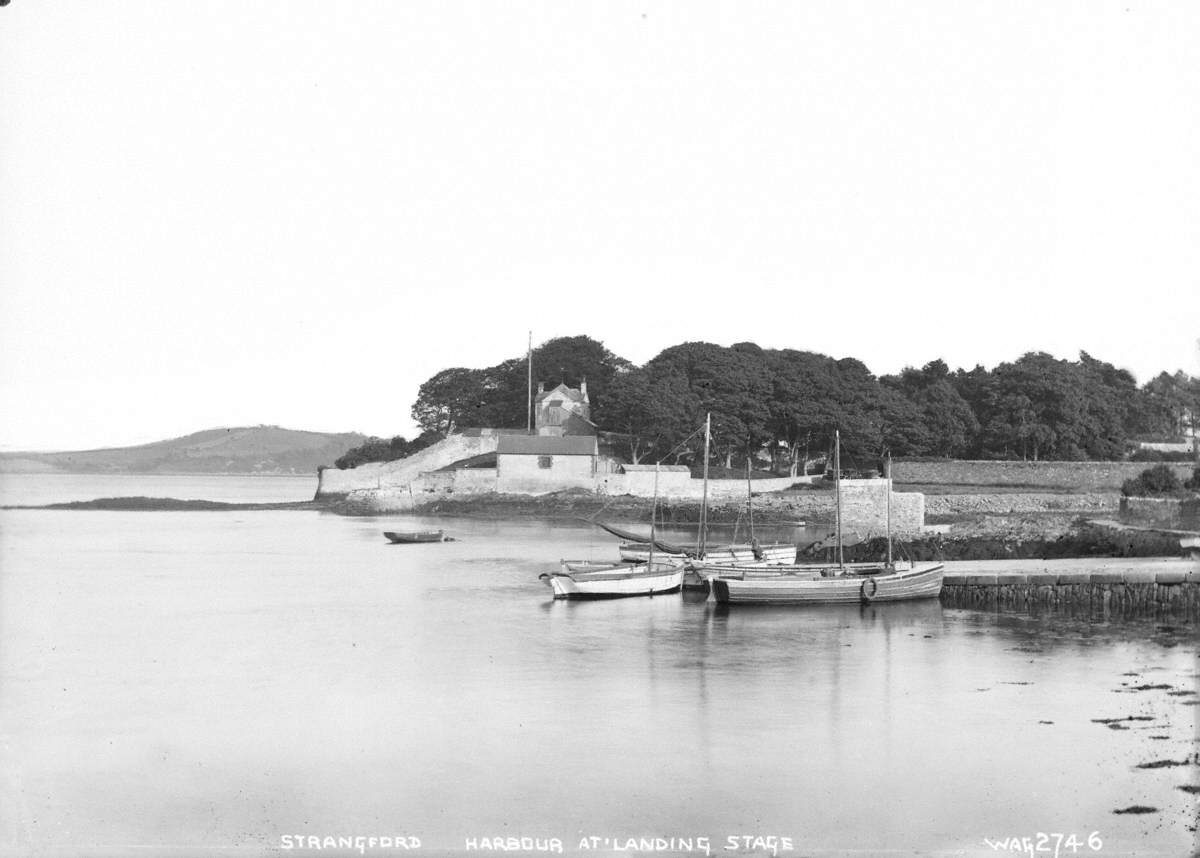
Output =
[
  {"x1": 0, "y1": 475, "x2": 1196, "y2": 858},
  {"x1": 0, "y1": 472, "x2": 318, "y2": 506}
]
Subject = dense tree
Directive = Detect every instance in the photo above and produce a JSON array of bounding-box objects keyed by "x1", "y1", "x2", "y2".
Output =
[
  {"x1": 1136, "y1": 371, "x2": 1200, "y2": 440},
  {"x1": 410, "y1": 367, "x2": 489, "y2": 436},
  {"x1": 334, "y1": 432, "x2": 439, "y2": 469},
  {"x1": 882, "y1": 360, "x2": 979, "y2": 457},
  {"x1": 643, "y1": 342, "x2": 774, "y2": 467},
  {"x1": 1121, "y1": 463, "x2": 1185, "y2": 497},
  {"x1": 951, "y1": 352, "x2": 1145, "y2": 460},
  {"x1": 1076, "y1": 352, "x2": 1140, "y2": 459},
  {"x1": 595, "y1": 368, "x2": 695, "y2": 464},
  {"x1": 406, "y1": 336, "x2": 1191, "y2": 466},
  {"x1": 529, "y1": 335, "x2": 633, "y2": 412},
  {"x1": 764, "y1": 349, "x2": 843, "y2": 475},
  {"x1": 876, "y1": 386, "x2": 933, "y2": 458},
  {"x1": 411, "y1": 336, "x2": 631, "y2": 434}
]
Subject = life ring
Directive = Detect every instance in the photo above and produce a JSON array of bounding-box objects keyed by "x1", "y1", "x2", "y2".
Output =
[{"x1": 860, "y1": 577, "x2": 878, "y2": 602}]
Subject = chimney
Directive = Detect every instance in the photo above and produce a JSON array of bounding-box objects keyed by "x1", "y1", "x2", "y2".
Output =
[
  {"x1": 580, "y1": 378, "x2": 588, "y2": 398},
  {"x1": 537, "y1": 382, "x2": 544, "y2": 394}
]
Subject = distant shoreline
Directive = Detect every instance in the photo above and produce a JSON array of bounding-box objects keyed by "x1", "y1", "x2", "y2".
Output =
[
  {"x1": 2, "y1": 497, "x2": 320, "y2": 512},
  {"x1": 0, "y1": 469, "x2": 318, "y2": 477},
  {"x1": 3, "y1": 491, "x2": 1194, "y2": 562}
]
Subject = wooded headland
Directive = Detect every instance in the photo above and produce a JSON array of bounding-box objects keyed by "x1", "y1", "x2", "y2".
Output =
[{"x1": 339, "y1": 335, "x2": 1199, "y2": 474}]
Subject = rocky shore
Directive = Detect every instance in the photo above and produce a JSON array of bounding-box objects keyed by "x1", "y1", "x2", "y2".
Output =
[
  {"x1": 838, "y1": 518, "x2": 1186, "y2": 562},
  {"x1": 327, "y1": 487, "x2": 1121, "y2": 523},
  {"x1": 324, "y1": 487, "x2": 1197, "y2": 561}
]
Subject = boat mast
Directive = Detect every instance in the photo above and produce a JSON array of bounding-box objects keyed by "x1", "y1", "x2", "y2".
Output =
[
  {"x1": 834, "y1": 430, "x2": 844, "y2": 570},
  {"x1": 886, "y1": 451, "x2": 893, "y2": 567},
  {"x1": 526, "y1": 330, "x2": 533, "y2": 434},
  {"x1": 697, "y1": 413, "x2": 711, "y2": 558},
  {"x1": 649, "y1": 462, "x2": 659, "y2": 569},
  {"x1": 745, "y1": 457, "x2": 755, "y2": 543}
]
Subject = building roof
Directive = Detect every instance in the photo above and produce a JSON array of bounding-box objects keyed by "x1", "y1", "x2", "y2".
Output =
[
  {"x1": 620, "y1": 464, "x2": 691, "y2": 473},
  {"x1": 497, "y1": 435, "x2": 597, "y2": 456},
  {"x1": 534, "y1": 383, "x2": 587, "y2": 404},
  {"x1": 559, "y1": 411, "x2": 598, "y2": 436}
]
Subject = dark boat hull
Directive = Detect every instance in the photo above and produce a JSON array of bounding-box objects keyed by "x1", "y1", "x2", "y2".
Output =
[{"x1": 383, "y1": 530, "x2": 445, "y2": 544}]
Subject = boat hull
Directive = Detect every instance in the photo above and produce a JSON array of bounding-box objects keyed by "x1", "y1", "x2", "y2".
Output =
[
  {"x1": 711, "y1": 563, "x2": 945, "y2": 605},
  {"x1": 545, "y1": 560, "x2": 685, "y2": 600},
  {"x1": 619, "y1": 542, "x2": 795, "y2": 564},
  {"x1": 616, "y1": 544, "x2": 686, "y2": 563},
  {"x1": 383, "y1": 530, "x2": 445, "y2": 544}
]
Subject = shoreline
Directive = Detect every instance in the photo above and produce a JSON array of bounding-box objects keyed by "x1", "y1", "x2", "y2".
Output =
[
  {"x1": 321, "y1": 487, "x2": 1122, "y2": 520},
  {"x1": 7, "y1": 491, "x2": 1197, "y2": 563},
  {"x1": 2, "y1": 497, "x2": 321, "y2": 512}
]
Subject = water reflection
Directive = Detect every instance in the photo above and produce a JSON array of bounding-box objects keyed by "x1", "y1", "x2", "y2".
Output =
[{"x1": 0, "y1": 503, "x2": 1196, "y2": 858}]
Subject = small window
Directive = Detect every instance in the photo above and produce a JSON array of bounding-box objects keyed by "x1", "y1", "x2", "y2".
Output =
[{"x1": 538, "y1": 456, "x2": 553, "y2": 469}]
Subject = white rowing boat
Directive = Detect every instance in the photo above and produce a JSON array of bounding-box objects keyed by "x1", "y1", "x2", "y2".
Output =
[{"x1": 542, "y1": 559, "x2": 685, "y2": 600}]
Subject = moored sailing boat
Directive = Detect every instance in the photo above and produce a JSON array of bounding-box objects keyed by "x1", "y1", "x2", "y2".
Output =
[
  {"x1": 681, "y1": 414, "x2": 796, "y2": 588},
  {"x1": 544, "y1": 463, "x2": 684, "y2": 599},
  {"x1": 710, "y1": 434, "x2": 944, "y2": 605},
  {"x1": 710, "y1": 561, "x2": 944, "y2": 604}
]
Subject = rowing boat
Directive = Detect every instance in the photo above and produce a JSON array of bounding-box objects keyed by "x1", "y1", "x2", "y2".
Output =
[
  {"x1": 541, "y1": 559, "x2": 685, "y2": 600},
  {"x1": 383, "y1": 530, "x2": 445, "y2": 544}
]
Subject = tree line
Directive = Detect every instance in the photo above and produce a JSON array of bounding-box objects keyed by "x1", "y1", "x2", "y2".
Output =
[{"x1": 340, "y1": 335, "x2": 1199, "y2": 470}]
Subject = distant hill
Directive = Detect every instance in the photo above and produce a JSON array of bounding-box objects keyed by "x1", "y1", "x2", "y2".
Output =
[{"x1": 0, "y1": 426, "x2": 369, "y2": 475}]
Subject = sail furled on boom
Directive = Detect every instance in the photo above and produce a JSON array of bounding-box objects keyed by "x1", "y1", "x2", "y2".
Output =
[{"x1": 581, "y1": 518, "x2": 691, "y2": 556}]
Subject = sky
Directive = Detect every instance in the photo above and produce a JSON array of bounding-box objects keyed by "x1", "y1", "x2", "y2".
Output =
[{"x1": 1, "y1": 2, "x2": 1198, "y2": 451}]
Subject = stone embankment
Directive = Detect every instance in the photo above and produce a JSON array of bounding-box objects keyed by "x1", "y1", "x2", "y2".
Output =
[
  {"x1": 333, "y1": 487, "x2": 1121, "y2": 527},
  {"x1": 939, "y1": 558, "x2": 1200, "y2": 619},
  {"x1": 840, "y1": 519, "x2": 1186, "y2": 563},
  {"x1": 923, "y1": 492, "x2": 1118, "y2": 518},
  {"x1": 330, "y1": 486, "x2": 924, "y2": 531},
  {"x1": 892, "y1": 459, "x2": 1194, "y2": 491}
]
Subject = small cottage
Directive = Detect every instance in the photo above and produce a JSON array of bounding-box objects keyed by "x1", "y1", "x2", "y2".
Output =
[{"x1": 495, "y1": 434, "x2": 599, "y2": 494}]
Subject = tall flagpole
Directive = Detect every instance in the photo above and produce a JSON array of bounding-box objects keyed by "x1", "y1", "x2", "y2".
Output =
[
  {"x1": 526, "y1": 331, "x2": 533, "y2": 434},
  {"x1": 834, "y1": 430, "x2": 844, "y2": 570},
  {"x1": 698, "y1": 413, "x2": 711, "y2": 558}
]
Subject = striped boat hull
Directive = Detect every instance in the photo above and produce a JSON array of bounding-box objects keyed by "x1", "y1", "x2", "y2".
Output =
[
  {"x1": 711, "y1": 563, "x2": 945, "y2": 605},
  {"x1": 619, "y1": 542, "x2": 795, "y2": 564}
]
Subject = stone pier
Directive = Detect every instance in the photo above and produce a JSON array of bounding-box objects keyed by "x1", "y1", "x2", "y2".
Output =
[{"x1": 940, "y1": 558, "x2": 1200, "y2": 619}]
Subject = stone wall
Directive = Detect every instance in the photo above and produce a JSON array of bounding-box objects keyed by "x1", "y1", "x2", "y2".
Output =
[
  {"x1": 496, "y1": 454, "x2": 596, "y2": 494},
  {"x1": 592, "y1": 473, "x2": 816, "y2": 499},
  {"x1": 419, "y1": 469, "x2": 498, "y2": 497},
  {"x1": 1120, "y1": 496, "x2": 1200, "y2": 530},
  {"x1": 600, "y1": 466, "x2": 692, "y2": 497},
  {"x1": 316, "y1": 433, "x2": 500, "y2": 497},
  {"x1": 837, "y1": 479, "x2": 924, "y2": 535},
  {"x1": 892, "y1": 459, "x2": 1194, "y2": 491},
  {"x1": 941, "y1": 564, "x2": 1200, "y2": 619},
  {"x1": 705, "y1": 477, "x2": 813, "y2": 500},
  {"x1": 1138, "y1": 440, "x2": 1196, "y2": 453}
]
